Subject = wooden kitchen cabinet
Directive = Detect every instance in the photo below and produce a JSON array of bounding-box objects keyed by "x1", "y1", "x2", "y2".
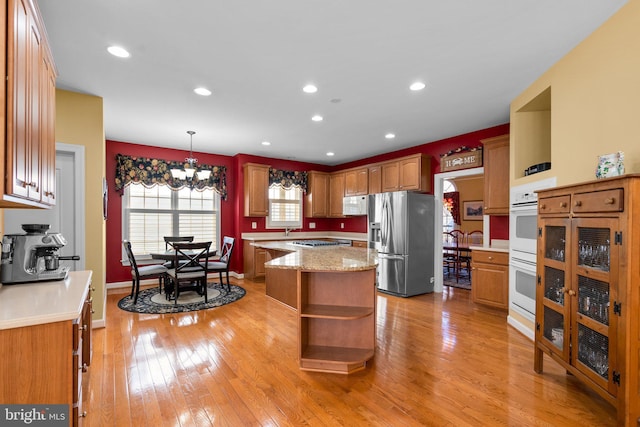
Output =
[
  {"x1": 381, "y1": 154, "x2": 431, "y2": 193},
  {"x1": 368, "y1": 164, "x2": 382, "y2": 194},
  {"x1": 244, "y1": 163, "x2": 270, "y2": 217},
  {"x1": 328, "y1": 172, "x2": 345, "y2": 217},
  {"x1": 471, "y1": 249, "x2": 509, "y2": 309},
  {"x1": 1, "y1": 0, "x2": 58, "y2": 208},
  {"x1": 0, "y1": 274, "x2": 92, "y2": 427},
  {"x1": 244, "y1": 240, "x2": 269, "y2": 280},
  {"x1": 535, "y1": 176, "x2": 640, "y2": 426},
  {"x1": 482, "y1": 134, "x2": 510, "y2": 215},
  {"x1": 344, "y1": 167, "x2": 368, "y2": 196},
  {"x1": 305, "y1": 171, "x2": 329, "y2": 218}
]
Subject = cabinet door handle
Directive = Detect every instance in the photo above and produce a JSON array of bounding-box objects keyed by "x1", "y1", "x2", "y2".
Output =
[
  {"x1": 82, "y1": 363, "x2": 88, "y2": 373},
  {"x1": 567, "y1": 289, "x2": 576, "y2": 296},
  {"x1": 604, "y1": 197, "x2": 615, "y2": 205},
  {"x1": 79, "y1": 411, "x2": 87, "y2": 418},
  {"x1": 488, "y1": 256, "x2": 493, "y2": 260},
  {"x1": 79, "y1": 324, "x2": 87, "y2": 332},
  {"x1": 575, "y1": 200, "x2": 582, "y2": 207},
  {"x1": 560, "y1": 202, "x2": 567, "y2": 208}
]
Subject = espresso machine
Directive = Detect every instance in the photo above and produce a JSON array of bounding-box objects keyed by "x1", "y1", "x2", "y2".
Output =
[{"x1": 1, "y1": 224, "x2": 79, "y2": 284}]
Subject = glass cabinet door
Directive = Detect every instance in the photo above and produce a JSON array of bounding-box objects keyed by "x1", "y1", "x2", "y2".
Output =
[
  {"x1": 572, "y1": 218, "x2": 618, "y2": 396},
  {"x1": 537, "y1": 219, "x2": 571, "y2": 359}
]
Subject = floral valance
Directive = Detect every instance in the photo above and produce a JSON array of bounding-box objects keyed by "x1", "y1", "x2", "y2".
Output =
[
  {"x1": 269, "y1": 168, "x2": 308, "y2": 193},
  {"x1": 114, "y1": 154, "x2": 228, "y2": 200},
  {"x1": 443, "y1": 191, "x2": 461, "y2": 225}
]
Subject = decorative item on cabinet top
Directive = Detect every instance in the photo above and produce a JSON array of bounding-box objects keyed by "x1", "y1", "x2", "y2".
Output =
[
  {"x1": 596, "y1": 151, "x2": 624, "y2": 179},
  {"x1": 440, "y1": 146, "x2": 482, "y2": 172}
]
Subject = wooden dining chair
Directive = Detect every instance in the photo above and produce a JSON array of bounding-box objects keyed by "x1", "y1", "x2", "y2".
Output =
[
  {"x1": 165, "y1": 241, "x2": 212, "y2": 304},
  {"x1": 163, "y1": 236, "x2": 194, "y2": 250},
  {"x1": 201, "y1": 236, "x2": 235, "y2": 292},
  {"x1": 123, "y1": 240, "x2": 167, "y2": 304},
  {"x1": 443, "y1": 230, "x2": 465, "y2": 282},
  {"x1": 461, "y1": 230, "x2": 483, "y2": 279}
]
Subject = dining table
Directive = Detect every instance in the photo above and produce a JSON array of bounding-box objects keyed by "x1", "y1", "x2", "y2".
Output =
[{"x1": 443, "y1": 242, "x2": 472, "y2": 281}]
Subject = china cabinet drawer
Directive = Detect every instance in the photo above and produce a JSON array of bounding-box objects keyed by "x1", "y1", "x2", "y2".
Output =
[
  {"x1": 539, "y1": 195, "x2": 571, "y2": 214},
  {"x1": 572, "y1": 189, "x2": 623, "y2": 213}
]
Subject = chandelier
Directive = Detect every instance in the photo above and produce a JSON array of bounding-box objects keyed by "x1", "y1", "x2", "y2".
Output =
[{"x1": 170, "y1": 131, "x2": 211, "y2": 186}]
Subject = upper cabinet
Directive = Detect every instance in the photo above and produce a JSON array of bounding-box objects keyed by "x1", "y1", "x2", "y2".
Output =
[
  {"x1": 328, "y1": 172, "x2": 345, "y2": 218},
  {"x1": 1, "y1": 0, "x2": 57, "y2": 208},
  {"x1": 344, "y1": 167, "x2": 368, "y2": 196},
  {"x1": 381, "y1": 154, "x2": 431, "y2": 193},
  {"x1": 305, "y1": 171, "x2": 329, "y2": 218},
  {"x1": 368, "y1": 164, "x2": 382, "y2": 194},
  {"x1": 482, "y1": 134, "x2": 510, "y2": 215},
  {"x1": 244, "y1": 163, "x2": 270, "y2": 217}
]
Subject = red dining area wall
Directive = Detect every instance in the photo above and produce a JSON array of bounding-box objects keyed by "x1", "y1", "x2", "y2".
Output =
[{"x1": 105, "y1": 123, "x2": 509, "y2": 284}]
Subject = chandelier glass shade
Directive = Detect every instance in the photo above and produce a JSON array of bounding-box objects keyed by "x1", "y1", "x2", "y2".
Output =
[{"x1": 170, "y1": 131, "x2": 211, "y2": 184}]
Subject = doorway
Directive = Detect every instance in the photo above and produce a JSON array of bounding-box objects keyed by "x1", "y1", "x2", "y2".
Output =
[
  {"x1": 433, "y1": 167, "x2": 485, "y2": 292},
  {"x1": 3, "y1": 143, "x2": 86, "y2": 271}
]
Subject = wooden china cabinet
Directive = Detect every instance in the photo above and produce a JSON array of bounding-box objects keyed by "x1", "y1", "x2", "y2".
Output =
[{"x1": 535, "y1": 176, "x2": 640, "y2": 426}]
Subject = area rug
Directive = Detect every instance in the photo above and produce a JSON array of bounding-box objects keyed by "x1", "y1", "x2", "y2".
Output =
[
  {"x1": 443, "y1": 269, "x2": 472, "y2": 290},
  {"x1": 117, "y1": 282, "x2": 246, "y2": 314}
]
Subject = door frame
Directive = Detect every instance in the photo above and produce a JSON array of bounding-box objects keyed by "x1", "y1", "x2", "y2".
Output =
[
  {"x1": 433, "y1": 167, "x2": 485, "y2": 292},
  {"x1": 56, "y1": 142, "x2": 86, "y2": 270}
]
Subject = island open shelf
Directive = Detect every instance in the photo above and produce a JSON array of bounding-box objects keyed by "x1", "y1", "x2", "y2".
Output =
[{"x1": 298, "y1": 269, "x2": 376, "y2": 374}]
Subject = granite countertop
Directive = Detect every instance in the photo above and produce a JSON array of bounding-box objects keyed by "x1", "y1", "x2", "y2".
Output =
[
  {"x1": 242, "y1": 231, "x2": 367, "y2": 242},
  {"x1": 253, "y1": 241, "x2": 378, "y2": 272},
  {"x1": 0, "y1": 270, "x2": 93, "y2": 330}
]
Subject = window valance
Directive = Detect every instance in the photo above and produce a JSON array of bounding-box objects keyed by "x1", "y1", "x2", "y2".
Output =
[
  {"x1": 114, "y1": 154, "x2": 228, "y2": 200},
  {"x1": 268, "y1": 168, "x2": 308, "y2": 193}
]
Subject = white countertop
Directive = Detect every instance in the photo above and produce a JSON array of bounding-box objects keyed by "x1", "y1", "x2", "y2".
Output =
[{"x1": 0, "y1": 270, "x2": 93, "y2": 330}]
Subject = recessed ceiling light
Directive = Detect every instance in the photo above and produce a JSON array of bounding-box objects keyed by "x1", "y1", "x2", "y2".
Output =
[
  {"x1": 261, "y1": 141, "x2": 271, "y2": 146},
  {"x1": 312, "y1": 115, "x2": 323, "y2": 122},
  {"x1": 107, "y1": 46, "x2": 130, "y2": 58},
  {"x1": 303, "y1": 84, "x2": 318, "y2": 93},
  {"x1": 385, "y1": 133, "x2": 396, "y2": 139},
  {"x1": 410, "y1": 81, "x2": 426, "y2": 91},
  {"x1": 326, "y1": 152, "x2": 335, "y2": 156},
  {"x1": 194, "y1": 87, "x2": 212, "y2": 96}
]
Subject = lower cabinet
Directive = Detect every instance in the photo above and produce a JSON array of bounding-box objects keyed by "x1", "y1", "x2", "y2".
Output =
[
  {"x1": 243, "y1": 240, "x2": 269, "y2": 280},
  {"x1": 470, "y1": 250, "x2": 509, "y2": 309},
  {"x1": 0, "y1": 287, "x2": 93, "y2": 427}
]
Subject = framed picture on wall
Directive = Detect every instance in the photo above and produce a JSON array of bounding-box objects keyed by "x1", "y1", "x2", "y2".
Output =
[{"x1": 463, "y1": 200, "x2": 483, "y2": 220}]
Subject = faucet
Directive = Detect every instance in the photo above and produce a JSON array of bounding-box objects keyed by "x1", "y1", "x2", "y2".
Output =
[{"x1": 285, "y1": 227, "x2": 295, "y2": 236}]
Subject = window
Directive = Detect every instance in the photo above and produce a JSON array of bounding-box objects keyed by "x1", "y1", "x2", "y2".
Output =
[
  {"x1": 443, "y1": 180, "x2": 456, "y2": 233},
  {"x1": 266, "y1": 184, "x2": 302, "y2": 229},
  {"x1": 122, "y1": 183, "x2": 220, "y2": 259}
]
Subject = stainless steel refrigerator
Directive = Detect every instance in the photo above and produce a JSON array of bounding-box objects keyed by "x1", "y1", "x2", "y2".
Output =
[{"x1": 368, "y1": 191, "x2": 435, "y2": 297}]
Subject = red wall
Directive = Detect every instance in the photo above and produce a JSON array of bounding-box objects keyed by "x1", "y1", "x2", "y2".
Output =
[{"x1": 106, "y1": 123, "x2": 510, "y2": 284}]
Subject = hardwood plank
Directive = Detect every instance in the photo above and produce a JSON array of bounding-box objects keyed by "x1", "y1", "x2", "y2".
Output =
[{"x1": 86, "y1": 282, "x2": 617, "y2": 426}]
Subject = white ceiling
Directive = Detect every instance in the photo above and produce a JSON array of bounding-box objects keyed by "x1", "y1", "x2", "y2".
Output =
[{"x1": 36, "y1": 0, "x2": 626, "y2": 166}]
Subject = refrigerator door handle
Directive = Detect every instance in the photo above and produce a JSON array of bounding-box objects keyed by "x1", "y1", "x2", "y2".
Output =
[
  {"x1": 381, "y1": 197, "x2": 389, "y2": 247},
  {"x1": 377, "y1": 253, "x2": 405, "y2": 260}
]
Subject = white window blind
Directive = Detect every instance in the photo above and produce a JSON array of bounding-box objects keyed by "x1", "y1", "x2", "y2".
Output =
[
  {"x1": 122, "y1": 183, "x2": 220, "y2": 259},
  {"x1": 266, "y1": 185, "x2": 302, "y2": 228}
]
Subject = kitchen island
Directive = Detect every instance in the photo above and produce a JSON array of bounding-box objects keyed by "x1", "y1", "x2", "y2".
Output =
[{"x1": 252, "y1": 241, "x2": 378, "y2": 374}]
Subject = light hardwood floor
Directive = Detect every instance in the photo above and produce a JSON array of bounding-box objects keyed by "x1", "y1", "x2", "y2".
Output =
[{"x1": 87, "y1": 279, "x2": 616, "y2": 426}]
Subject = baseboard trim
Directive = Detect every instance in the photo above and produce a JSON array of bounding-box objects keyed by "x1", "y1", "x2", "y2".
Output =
[{"x1": 507, "y1": 315, "x2": 534, "y2": 341}]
